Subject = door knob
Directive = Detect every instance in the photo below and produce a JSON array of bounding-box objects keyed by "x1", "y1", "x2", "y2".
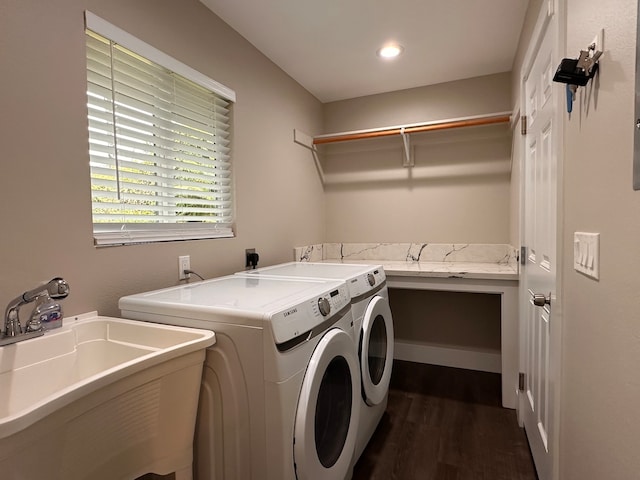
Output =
[{"x1": 533, "y1": 293, "x2": 551, "y2": 307}]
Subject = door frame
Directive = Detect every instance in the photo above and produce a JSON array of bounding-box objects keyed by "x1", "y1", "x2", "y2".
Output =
[{"x1": 517, "y1": 1, "x2": 565, "y2": 479}]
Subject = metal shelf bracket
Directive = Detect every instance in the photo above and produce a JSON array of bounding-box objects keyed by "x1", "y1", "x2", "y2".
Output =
[{"x1": 400, "y1": 127, "x2": 414, "y2": 167}]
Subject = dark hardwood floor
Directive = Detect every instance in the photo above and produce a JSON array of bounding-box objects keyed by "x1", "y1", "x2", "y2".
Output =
[
  {"x1": 139, "y1": 361, "x2": 536, "y2": 480},
  {"x1": 352, "y1": 361, "x2": 538, "y2": 480}
]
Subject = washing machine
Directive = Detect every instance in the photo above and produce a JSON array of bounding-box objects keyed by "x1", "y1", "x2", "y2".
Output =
[
  {"x1": 119, "y1": 274, "x2": 360, "y2": 480},
  {"x1": 240, "y1": 262, "x2": 394, "y2": 462}
]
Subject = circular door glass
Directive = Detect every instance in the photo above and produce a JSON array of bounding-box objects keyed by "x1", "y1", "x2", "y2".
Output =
[
  {"x1": 367, "y1": 314, "x2": 388, "y2": 386},
  {"x1": 293, "y1": 327, "x2": 360, "y2": 480},
  {"x1": 315, "y1": 356, "x2": 352, "y2": 468},
  {"x1": 361, "y1": 294, "x2": 394, "y2": 406}
]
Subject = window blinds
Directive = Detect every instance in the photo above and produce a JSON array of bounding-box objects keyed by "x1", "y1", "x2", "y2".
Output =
[{"x1": 84, "y1": 13, "x2": 235, "y2": 245}]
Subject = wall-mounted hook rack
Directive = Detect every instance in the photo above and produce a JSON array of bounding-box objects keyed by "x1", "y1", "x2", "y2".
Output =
[
  {"x1": 553, "y1": 43, "x2": 602, "y2": 87},
  {"x1": 553, "y1": 36, "x2": 603, "y2": 113}
]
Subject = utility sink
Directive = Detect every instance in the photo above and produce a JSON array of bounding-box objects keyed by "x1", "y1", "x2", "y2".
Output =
[{"x1": 0, "y1": 312, "x2": 215, "y2": 480}]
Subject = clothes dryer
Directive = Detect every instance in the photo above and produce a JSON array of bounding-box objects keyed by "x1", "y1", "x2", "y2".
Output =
[
  {"x1": 241, "y1": 262, "x2": 394, "y2": 462},
  {"x1": 119, "y1": 275, "x2": 360, "y2": 480}
]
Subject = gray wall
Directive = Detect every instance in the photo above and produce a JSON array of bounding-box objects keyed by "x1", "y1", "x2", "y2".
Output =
[
  {"x1": 390, "y1": 289, "x2": 501, "y2": 353},
  {"x1": 0, "y1": 0, "x2": 325, "y2": 317},
  {"x1": 561, "y1": 0, "x2": 640, "y2": 478},
  {"x1": 321, "y1": 73, "x2": 513, "y2": 243}
]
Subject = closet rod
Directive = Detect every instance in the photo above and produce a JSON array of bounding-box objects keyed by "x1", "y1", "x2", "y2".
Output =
[{"x1": 313, "y1": 112, "x2": 511, "y2": 145}]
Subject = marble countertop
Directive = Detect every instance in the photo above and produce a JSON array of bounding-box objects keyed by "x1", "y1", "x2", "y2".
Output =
[
  {"x1": 297, "y1": 243, "x2": 519, "y2": 281},
  {"x1": 319, "y1": 259, "x2": 518, "y2": 281}
]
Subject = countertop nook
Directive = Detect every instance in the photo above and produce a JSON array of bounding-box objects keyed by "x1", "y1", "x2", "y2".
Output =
[{"x1": 295, "y1": 243, "x2": 519, "y2": 409}]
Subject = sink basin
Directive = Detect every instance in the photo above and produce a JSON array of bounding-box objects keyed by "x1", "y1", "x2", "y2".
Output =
[{"x1": 0, "y1": 312, "x2": 215, "y2": 480}]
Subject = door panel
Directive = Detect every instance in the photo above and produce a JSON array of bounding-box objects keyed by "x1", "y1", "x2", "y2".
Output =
[
  {"x1": 294, "y1": 329, "x2": 360, "y2": 480},
  {"x1": 521, "y1": 7, "x2": 557, "y2": 480}
]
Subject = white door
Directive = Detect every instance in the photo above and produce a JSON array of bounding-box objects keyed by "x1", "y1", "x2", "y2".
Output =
[
  {"x1": 293, "y1": 328, "x2": 360, "y2": 480},
  {"x1": 360, "y1": 294, "x2": 394, "y2": 406},
  {"x1": 521, "y1": 7, "x2": 559, "y2": 480}
]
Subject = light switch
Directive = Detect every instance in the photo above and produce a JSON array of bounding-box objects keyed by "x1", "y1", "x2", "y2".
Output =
[{"x1": 573, "y1": 232, "x2": 600, "y2": 279}]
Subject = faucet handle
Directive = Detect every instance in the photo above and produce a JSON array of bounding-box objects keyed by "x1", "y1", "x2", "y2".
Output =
[
  {"x1": 26, "y1": 294, "x2": 63, "y2": 332},
  {"x1": 5, "y1": 309, "x2": 22, "y2": 337},
  {"x1": 48, "y1": 278, "x2": 70, "y2": 300}
]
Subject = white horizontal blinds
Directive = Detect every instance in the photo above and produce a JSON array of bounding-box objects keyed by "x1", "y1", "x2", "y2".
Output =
[{"x1": 85, "y1": 23, "x2": 234, "y2": 245}]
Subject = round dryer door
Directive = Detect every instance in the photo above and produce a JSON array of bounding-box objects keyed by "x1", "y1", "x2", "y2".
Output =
[
  {"x1": 360, "y1": 295, "x2": 394, "y2": 406},
  {"x1": 293, "y1": 328, "x2": 360, "y2": 480}
]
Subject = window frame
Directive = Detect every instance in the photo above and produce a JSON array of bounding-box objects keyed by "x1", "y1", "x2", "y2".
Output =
[{"x1": 85, "y1": 11, "x2": 236, "y2": 246}]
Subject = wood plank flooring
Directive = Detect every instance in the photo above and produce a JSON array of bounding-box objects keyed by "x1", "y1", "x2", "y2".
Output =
[
  {"x1": 352, "y1": 360, "x2": 538, "y2": 480},
  {"x1": 140, "y1": 361, "x2": 537, "y2": 480}
]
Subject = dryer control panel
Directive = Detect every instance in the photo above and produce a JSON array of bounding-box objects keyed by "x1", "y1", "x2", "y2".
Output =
[
  {"x1": 270, "y1": 282, "x2": 350, "y2": 345},
  {"x1": 346, "y1": 267, "x2": 386, "y2": 299}
]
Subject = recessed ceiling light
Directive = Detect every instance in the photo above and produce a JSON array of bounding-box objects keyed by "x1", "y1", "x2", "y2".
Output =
[{"x1": 377, "y1": 44, "x2": 404, "y2": 59}]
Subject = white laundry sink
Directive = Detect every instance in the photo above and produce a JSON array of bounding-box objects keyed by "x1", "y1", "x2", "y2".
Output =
[{"x1": 0, "y1": 312, "x2": 215, "y2": 480}]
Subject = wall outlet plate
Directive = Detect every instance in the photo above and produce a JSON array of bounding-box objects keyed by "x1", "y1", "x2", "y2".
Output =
[{"x1": 179, "y1": 255, "x2": 191, "y2": 280}]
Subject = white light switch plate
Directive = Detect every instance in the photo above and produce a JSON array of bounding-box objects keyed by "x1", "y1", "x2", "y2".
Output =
[
  {"x1": 573, "y1": 232, "x2": 600, "y2": 280},
  {"x1": 591, "y1": 28, "x2": 604, "y2": 57}
]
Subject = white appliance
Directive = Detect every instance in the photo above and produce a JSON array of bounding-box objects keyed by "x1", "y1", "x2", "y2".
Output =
[
  {"x1": 119, "y1": 275, "x2": 360, "y2": 480},
  {"x1": 241, "y1": 262, "x2": 394, "y2": 462}
]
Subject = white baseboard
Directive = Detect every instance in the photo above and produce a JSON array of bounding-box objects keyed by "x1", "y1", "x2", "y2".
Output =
[{"x1": 394, "y1": 341, "x2": 502, "y2": 373}]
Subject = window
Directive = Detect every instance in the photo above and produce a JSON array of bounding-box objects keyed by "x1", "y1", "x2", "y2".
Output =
[{"x1": 84, "y1": 12, "x2": 235, "y2": 246}]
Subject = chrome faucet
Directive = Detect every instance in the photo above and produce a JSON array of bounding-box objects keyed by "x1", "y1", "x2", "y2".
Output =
[{"x1": 2, "y1": 278, "x2": 70, "y2": 346}]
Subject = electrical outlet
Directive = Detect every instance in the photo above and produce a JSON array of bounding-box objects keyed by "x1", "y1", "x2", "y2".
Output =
[
  {"x1": 179, "y1": 255, "x2": 191, "y2": 280},
  {"x1": 245, "y1": 248, "x2": 256, "y2": 268}
]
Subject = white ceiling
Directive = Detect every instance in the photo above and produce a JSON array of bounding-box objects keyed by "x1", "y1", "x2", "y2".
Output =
[{"x1": 199, "y1": 0, "x2": 530, "y2": 103}]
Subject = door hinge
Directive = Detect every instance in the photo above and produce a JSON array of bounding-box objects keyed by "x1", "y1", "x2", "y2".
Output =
[
  {"x1": 520, "y1": 246, "x2": 526, "y2": 265},
  {"x1": 521, "y1": 115, "x2": 528, "y2": 135},
  {"x1": 519, "y1": 372, "x2": 525, "y2": 391}
]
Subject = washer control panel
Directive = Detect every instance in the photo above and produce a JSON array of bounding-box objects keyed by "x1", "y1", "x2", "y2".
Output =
[{"x1": 312, "y1": 286, "x2": 349, "y2": 318}]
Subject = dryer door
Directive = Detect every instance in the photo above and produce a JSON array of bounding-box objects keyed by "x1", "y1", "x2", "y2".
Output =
[
  {"x1": 293, "y1": 328, "x2": 360, "y2": 480},
  {"x1": 360, "y1": 295, "x2": 394, "y2": 406}
]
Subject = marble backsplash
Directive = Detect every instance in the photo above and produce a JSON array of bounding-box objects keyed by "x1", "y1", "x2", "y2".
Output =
[{"x1": 294, "y1": 243, "x2": 518, "y2": 267}]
